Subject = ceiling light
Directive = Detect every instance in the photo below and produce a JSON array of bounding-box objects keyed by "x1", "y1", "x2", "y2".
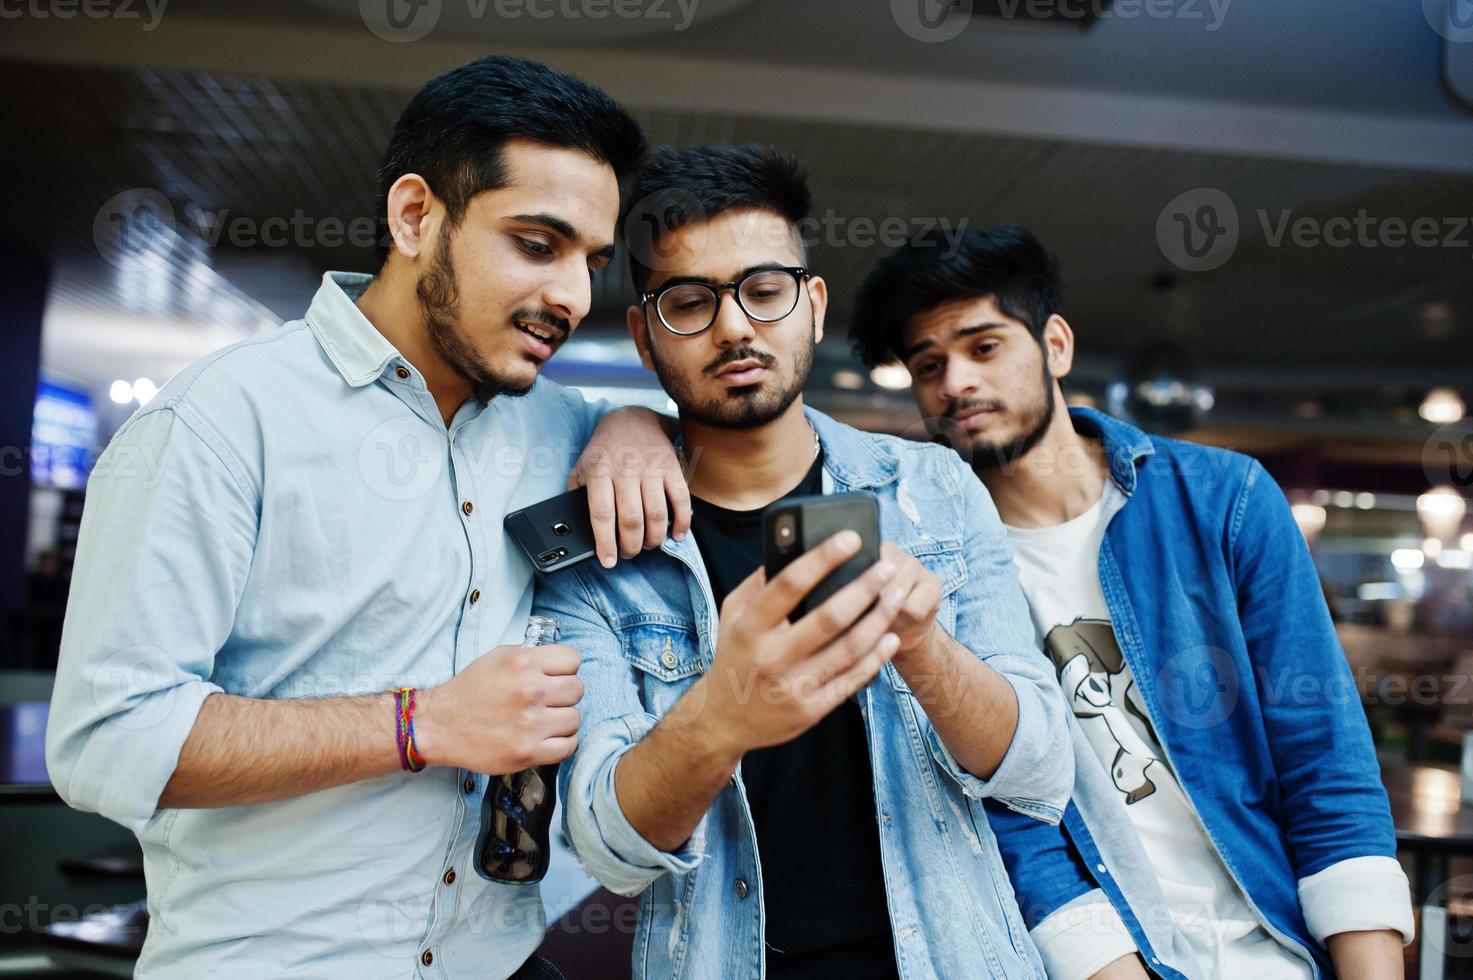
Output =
[{"x1": 869, "y1": 364, "x2": 912, "y2": 390}]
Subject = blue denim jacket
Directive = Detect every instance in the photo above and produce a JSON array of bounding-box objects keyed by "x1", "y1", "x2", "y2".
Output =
[
  {"x1": 532, "y1": 407, "x2": 1074, "y2": 979},
  {"x1": 986, "y1": 408, "x2": 1402, "y2": 979}
]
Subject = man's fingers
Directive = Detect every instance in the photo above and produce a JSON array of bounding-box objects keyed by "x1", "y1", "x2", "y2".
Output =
[
  {"x1": 534, "y1": 735, "x2": 579, "y2": 766},
  {"x1": 545, "y1": 674, "x2": 584, "y2": 707},
  {"x1": 585, "y1": 476, "x2": 619, "y2": 569},
  {"x1": 803, "y1": 586, "x2": 905, "y2": 689},
  {"x1": 541, "y1": 706, "x2": 581, "y2": 739},
  {"x1": 533, "y1": 644, "x2": 581, "y2": 676},
  {"x1": 665, "y1": 468, "x2": 692, "y2": 541},
  {"x1": 744, "y1": 530, "x2": 865, "y2": 627},
  {"x1": 829, "y1": 632, "x2": 901, "y2": 701},
  {"x1": 613, "y1": 471, "x2": 645, "y2": 559},
  {"x1": 640, "y1": 473, "x2": 669, "y2": 550},
  {"x1": 783, "y1": 555, "x2": 899, "y2": 656},
  {"x1": 719, "y1": 566, "x2": 768, "y2": 625}
]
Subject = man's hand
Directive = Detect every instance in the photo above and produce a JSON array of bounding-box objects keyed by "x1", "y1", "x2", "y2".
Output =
[
  {"x1": 415, "y1": 643, "x2": 584, "y2": 775},
  {"x1": 612, "y1": 530, "x2": 907, "y2": 852},
  {"x1": 697, "y1": 531, "x2": 907, "y2": 755},
  {"x1": 571, "y1": 407, "x2": 691, "y2": 568},
  {"x1": 876, "y1": 542, "x2": 943, "y2": 659}
]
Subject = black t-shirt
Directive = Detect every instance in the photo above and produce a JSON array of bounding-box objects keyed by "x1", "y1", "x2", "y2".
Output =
[{"x1": 689, "y1": 451, "x2": 898, "y2": 979}]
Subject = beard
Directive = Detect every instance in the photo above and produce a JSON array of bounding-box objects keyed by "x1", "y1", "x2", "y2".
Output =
[
  {"x1": 947, "y1": 358, "x2": 1055, "y2": 472},
  {"x1": 416, "y1": 231, "x2": 537, "y2": 403},
  {"x1": 650, "y1": 320, "x2": 816, "y2": 431}
]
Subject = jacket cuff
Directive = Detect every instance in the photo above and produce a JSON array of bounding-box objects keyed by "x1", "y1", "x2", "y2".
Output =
[
  {"x1": 564, "y1": 712, "x2": 706, "y2": 896},
  {"x1": 1298, "y1": 855, "x2": 1414, "y2": 947},
  {"x1": 924, "y1": 671, "x2": 1068, "y2": 823},
  {"x1": 1030, "y1": 889, "x2": 1139, "y2": 979}
]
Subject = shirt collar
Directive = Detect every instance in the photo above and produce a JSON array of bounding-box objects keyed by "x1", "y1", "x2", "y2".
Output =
[
  {"x1": 1068, "y1": 406, "x2": 1156, "y2": 496},
  {"x1": 304, "y1": 271, "x2": 406, "y2": 389}
]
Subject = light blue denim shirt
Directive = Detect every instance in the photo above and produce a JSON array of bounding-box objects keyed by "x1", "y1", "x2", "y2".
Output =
[
  {"x1": 532, "y1": 407, "x2": 1074, "y2": 980},
  {"x1": 46, "y1": 272, "x2": 607, "y2": 979}
]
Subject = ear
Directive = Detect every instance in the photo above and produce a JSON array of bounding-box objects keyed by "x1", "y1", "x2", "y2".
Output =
[
  {"x1": 385, "y1": 173, "x2": 435, "y2": 261},
  {"x1": 626, "y1": 303, "x2": 656, "y2": 373},
  {"x1": 806, "y1": 275, "x2": 829, "y2": 345},
  {"x1": 1041, "y1": 314, "x2": 1075, "y2": 380}
]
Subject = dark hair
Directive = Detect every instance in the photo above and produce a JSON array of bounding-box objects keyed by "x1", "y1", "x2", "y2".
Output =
[
  {"x1": 849, "y1": 225, "x2": 1062, "y2": 367},
  {"x1": 621, "y1": 144, "x2": 811, "y2": 292},
  {"x1": 374, "y1": 55, "x2": 646, "y2": 265}
]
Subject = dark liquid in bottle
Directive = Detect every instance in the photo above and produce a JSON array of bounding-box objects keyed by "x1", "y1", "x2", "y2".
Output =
[
  {"x1": 476, "y1": 615, "x2": 561, "y2": 884},
  {"x1": 478, "y1": 763, "x2": 558, "y2": 883}
]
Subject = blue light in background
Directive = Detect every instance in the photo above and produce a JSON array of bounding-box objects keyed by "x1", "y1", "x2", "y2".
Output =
[{"x1": 32, "y1": 380, "x2": 98, "y2": 489}]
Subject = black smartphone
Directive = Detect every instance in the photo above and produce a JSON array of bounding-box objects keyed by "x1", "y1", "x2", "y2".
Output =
[
  {"x1": 505, "y1": 486, "x2": 599, "y2": 575},
  {"x1": 763, "y1": 492, "x2": 881, "y2": 621}
]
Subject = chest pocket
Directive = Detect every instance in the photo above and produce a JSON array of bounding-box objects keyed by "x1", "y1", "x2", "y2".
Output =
[{"x1": 616, "y1": 622, "x2": 704, "y2": 712}]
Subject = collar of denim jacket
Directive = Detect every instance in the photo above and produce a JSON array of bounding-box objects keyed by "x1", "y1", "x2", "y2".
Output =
[
  {"x1": 305, "y1": 271, "x2": 407, "y2": 389},
  {"x1": 1067, "y1": 406, "x2": 1156, "y2": 497},
  {"x1": 805, "y1": 406, "x2": 903, "y2": 491}
]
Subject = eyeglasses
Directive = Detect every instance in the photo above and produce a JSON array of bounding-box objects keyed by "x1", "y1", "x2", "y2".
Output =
[{"x1": 641, "y1": 266, "x2": 809, "y2": 336}]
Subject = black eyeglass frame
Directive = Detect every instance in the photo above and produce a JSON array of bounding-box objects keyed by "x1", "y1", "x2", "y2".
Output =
[{"x1": 640, "y1": 266, "x2": 810, "y2": 336}]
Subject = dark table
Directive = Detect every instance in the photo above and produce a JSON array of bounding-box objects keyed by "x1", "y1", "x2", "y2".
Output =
[{"x1": 0, "y1": 700, "x2": 58, "y2": 801}]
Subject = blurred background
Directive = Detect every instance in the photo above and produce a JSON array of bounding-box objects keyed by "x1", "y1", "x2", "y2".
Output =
[{"x1": 1, "y1": 0, "x2": 1472, "y2": 976}]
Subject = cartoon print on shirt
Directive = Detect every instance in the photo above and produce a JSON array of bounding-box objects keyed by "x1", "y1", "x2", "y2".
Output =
[{"x1": 1044, "y1": 617, "x2": 1161, "y2": 805}]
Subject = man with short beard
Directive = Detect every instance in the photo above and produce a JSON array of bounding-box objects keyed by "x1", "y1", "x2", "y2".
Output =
[
  {"x1": 850, "y1": 225, "x2": 1414, "y2": 979},
  {"x1": 47, "y1": 56, "x2": 690, "y2": 979},
  {"x1": 533, "y1": 145, "x2": 1075, "y2": 979}
]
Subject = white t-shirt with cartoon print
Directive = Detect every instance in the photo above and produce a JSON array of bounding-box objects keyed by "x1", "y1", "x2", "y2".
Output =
[{"x1": 1005, "y1": 480, "x2": 1311, "y2": 980}]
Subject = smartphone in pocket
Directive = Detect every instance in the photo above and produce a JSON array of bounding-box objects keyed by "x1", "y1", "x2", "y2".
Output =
[
  {"x1": 504, "y1": 486, "x2": 598, "y2": 575},
  {"x1": 762, "y1": 492, "x2": 881, "y2": 621}
]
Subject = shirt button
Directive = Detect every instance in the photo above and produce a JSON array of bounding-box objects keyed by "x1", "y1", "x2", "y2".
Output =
[
  {"x1": 443, "y1": 868, "x2": 456, "y2": 886},
  {"x1": 462, "y1": 500, "x2": 474, "y2": 516},
  {"x1": 395, "y1": 366, "x2": 410, "y2": 380},
  {"x1": 733, "y1": 878, "x2": 749, "y2": 899},
  {"x1": 421, "y1": 949, "x2": 433, "y2": 966},
  {"x1": 469, "y1": 588, "x2": 481, "y2": 605},
  {"x1": 463, "y1": 775, "x2": 476, "y2": 794}
]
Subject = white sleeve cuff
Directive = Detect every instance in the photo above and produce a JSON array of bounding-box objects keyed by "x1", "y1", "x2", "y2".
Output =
[
  {"x1": 1298, "y1": 855, "x2": 1415, "y2": 947},
  {"x1": 1030, "y1": 889, "x2": 1139, "y2": 980}
]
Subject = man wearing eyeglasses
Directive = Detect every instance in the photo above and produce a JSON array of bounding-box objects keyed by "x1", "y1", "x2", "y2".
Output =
[{"x1": 530, "y1": 144, "x2": 1080, "y2": 979}]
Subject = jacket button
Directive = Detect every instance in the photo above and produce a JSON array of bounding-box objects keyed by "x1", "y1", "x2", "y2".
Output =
[
  {"x1": 1096, "y1": 863, "x2": 1108, "y2": 875},
  {"x1": 733, "y1": 878, "x2": 749, "y2": 899},
  {"x1": 421, "y1": 949, "x2": 433, "y2": 966},
  {"x1": 443, "y1": 868, "x2": 456, "y2": 886},
  {"x1": 463, "y1": 775, "x2": 476, "y2": 794},
  {"x1": 661, "y1": 649, "x2": 678, "y2": 669},
  {"x1": 395, "y1": 366, "x2": 410, "y2": 380},
  {"x1": 469, "y1": 588, "x2": 481, "y2": 605},
  {"x1": 462, "y1": 500, "x2": 474, "y2": 516}
]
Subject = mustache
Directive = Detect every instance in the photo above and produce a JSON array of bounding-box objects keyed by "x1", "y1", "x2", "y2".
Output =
[
  {"x1": 946, "y1": 398, "x2": 1006, "y2": 421},
  {"x1": 510, "y1": 307, "x2": 571, "y2": 341},
  {"x1": 703, "y1": 345, "x2": 777, "y2": 376}
]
